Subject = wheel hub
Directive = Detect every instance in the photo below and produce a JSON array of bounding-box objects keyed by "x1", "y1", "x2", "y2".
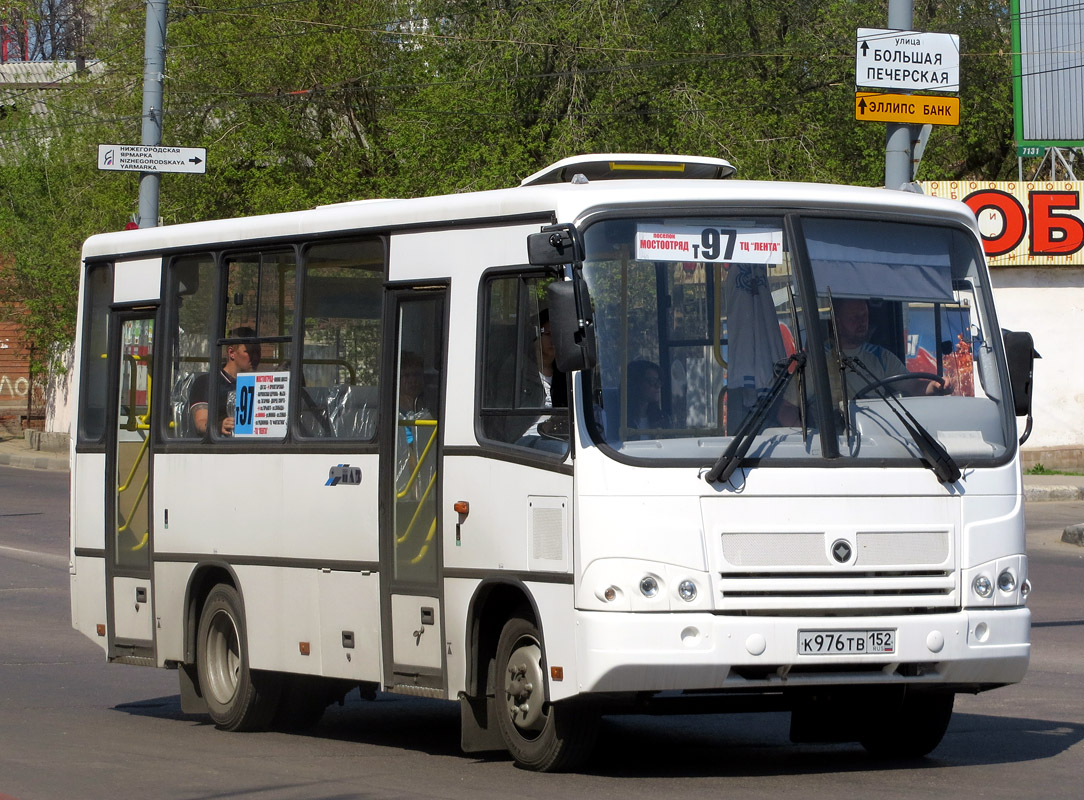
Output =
[{"x1": 504, "y1": 640, "x2": 546, "y2": 732}]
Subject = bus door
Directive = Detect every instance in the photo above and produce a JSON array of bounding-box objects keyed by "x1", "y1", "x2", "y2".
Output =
[
  {"x1": 105, "y1": 310, "x2": 157, "y2": 662},
  {"x1": 381, "y1": 287, "x2": 447, "y2": 693}
]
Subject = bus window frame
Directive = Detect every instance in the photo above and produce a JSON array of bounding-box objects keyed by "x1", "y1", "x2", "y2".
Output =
[
  {"x1": 474, "y1": 264, "x2": 573, "y2": 465},
  {"x1": 76, "y1": 260, "x2": 115, "y2": 449}
]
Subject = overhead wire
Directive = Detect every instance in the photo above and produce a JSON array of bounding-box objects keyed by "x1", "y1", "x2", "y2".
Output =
[{"x1": 4, "y1": 1, "x2": 1080, "y2": 145}]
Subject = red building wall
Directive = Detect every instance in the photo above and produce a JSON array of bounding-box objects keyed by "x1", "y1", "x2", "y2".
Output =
[{"x1": 0, "y1": 307, "x2": 41, "y2": 423}]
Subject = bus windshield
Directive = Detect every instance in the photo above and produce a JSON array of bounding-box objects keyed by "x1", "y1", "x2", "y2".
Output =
[{"x1": 581, "y1": 213, "x2": 1015, "y2": 469}]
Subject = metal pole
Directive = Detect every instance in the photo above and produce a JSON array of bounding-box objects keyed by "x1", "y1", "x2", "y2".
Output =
[
  {"x1": 137, "y1": 1, "x2": 168, "y2": 228},
  {"x1": 884, "y1": 0, "x2": 915, "y2": 190}
]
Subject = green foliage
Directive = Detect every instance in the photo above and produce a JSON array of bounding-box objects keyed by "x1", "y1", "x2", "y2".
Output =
[
  {"x1": 0, "y1": 0, "x2": 1019, "y2": 371},
  {"x1": 1026, "y1": 463, "x2": 1084, "y2": 476}
]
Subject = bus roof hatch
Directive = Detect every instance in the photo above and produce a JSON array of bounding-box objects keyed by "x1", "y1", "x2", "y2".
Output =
[{"x1": 519, "y1": 153, "x2": 736, "y2": 186}]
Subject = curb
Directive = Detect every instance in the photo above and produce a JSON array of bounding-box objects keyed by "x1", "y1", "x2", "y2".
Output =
[
  {"x1": 0, "y1": 451, "x2": 69, "y2": 472},
  {"x1": 1024, "y1": 486, "x2": 1084, "y2": 503}
]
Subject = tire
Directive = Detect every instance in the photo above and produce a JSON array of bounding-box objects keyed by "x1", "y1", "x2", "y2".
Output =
[
  {"x1": 494, "y1": 616, "x2": 598, "y2": 772},
  {"x1": 196, "y1": 584, "x2": 281, "y2": 732},
  {"x1": 860, "y1": 689, "x2": 954, "y2": 758}
]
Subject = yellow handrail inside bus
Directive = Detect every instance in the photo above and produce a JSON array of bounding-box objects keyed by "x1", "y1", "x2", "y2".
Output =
[
  {"x1": 394, "y1": 417, "x2": 439, "y2": 562},
  {"x1": 395, "y1": 418, "x2": 438, "y2": 500},
  {"x1": 410, "y1": 518, "x2": 438, "y2": 564},
  {"x1": 396, "y1": 471, "x2": 436, "y2": 546},
  {"x1": 117, "y1": 354, "x2": 152, "y2": 550}
]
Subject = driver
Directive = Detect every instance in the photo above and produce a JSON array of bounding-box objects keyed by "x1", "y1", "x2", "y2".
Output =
[{"x1": 828, "y1": 298, "x2": 950, "y2": 398}]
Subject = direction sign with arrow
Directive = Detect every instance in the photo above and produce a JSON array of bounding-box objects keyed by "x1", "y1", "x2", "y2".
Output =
[
  {"x1": 855, "y1": 92, "x2": 960, "y2": 126},
  {"x1": 856, "y1": 28, "x2": 960, "y2": 93},
  {"x1": 97, "y1": 144, "x2": 208, "y2": 174}
]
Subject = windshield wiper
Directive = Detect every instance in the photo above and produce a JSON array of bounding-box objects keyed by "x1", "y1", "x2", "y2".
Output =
[
  {"x1": 841, "y1": 356, "x2": 962, "y2": 484},
  {"x1": 706, "y1": 353, "x2": 805, "y2": 484}
]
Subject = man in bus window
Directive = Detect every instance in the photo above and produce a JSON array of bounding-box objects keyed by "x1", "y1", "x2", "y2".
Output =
[
  {"x1": 189, "y1": 326, "x2": 261, "y2": 437},
  {"x1": 515, "y1": 310, "x2": 568, "y2": 451},
  {"x1": 828, "y1": 298, "x2": 950, "y2": 398}
]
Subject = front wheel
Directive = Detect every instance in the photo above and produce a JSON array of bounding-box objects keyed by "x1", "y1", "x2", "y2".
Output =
[
  {"x1": 860, "y1": 690, "x2": 954, "y2": 758},
  {"x1": 196, "y1": 584, "x2": 281, "y2": 731},
  {"x1": 494, "y1": 616, "x2": 598, "y2": 771}
]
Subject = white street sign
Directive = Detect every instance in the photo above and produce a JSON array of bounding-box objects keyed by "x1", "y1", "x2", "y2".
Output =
[
  {"x1": 856, "y1": 28, "x2": 960, "y2": 93},
  {"x1": 97, "y1": 144, "x2": 207, "y2": 174}
]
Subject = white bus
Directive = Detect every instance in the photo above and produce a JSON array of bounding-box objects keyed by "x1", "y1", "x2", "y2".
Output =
[{"x1": 70, "y1": 154, "x2": 1036, "y2": 771}]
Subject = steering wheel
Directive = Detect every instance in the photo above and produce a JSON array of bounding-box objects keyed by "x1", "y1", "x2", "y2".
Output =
[
  {"x1": 854, "y1": 372, "x2": 943, "y2": 399},
  {"x1": 537, "y1": 415, "x2": 570, "y2": 441}
]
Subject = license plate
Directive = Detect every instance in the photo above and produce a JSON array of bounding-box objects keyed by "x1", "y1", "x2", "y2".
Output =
[{"x1": 797, "y1": 629, "x2": 895, "y2": 655}]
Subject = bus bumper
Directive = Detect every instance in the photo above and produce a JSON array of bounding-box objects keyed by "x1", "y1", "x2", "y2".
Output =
[{"x1": 571, "y1": 607, "x2": 1030, "y2": 695}]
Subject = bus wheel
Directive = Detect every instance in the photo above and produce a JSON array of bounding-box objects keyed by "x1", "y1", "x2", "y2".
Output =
[
  {"x1": 860, "y1": 690, "x2": 954, "y2": 758},
  {"x1": 196, "y1": 584, "x2": 281, "y2": 731},
  {"x1": 494, "y1": 616, "x2": 598, "y2": 772}
]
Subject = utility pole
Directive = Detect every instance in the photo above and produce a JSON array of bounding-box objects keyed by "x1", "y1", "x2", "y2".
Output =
[
  {"x1": 884, "y1": 0, "x2": 915, "y2": 190},
  {"x1": 137, "y1": 1, "x2": 168, "y2": 228}
]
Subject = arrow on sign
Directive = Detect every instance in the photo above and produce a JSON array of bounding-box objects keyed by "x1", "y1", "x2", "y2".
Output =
[
  {"x1": 854, "y1": 92, "x2": 960, "y2": 125},
  {"x1": 189, "y1": 156, "x2": 203, "y2": 165},
  {"x1": 861, "y1": 41, "x2": 868, "y2": 56}
]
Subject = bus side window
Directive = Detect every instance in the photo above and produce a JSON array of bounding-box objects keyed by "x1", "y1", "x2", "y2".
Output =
[
  {"x1": 296, "y1": 239, "x2": 384, "y2": 440},
  {"x1": 478, "y1": 272, "x2": 568, "y2": 457},
  {"x1": 165, "y1": 254, "x2": 216, "y2": 440}
]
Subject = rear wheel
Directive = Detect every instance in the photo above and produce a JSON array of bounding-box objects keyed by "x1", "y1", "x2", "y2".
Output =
[
  {"x1": 860, "y1": 690, "x2": 954, "y2": 758},
  {"x1": 196, "y1": 584, "x2": 280, "y2": 731},
  {"x1": 494, "y1": 616, "x2": 598, "y2": 772}
]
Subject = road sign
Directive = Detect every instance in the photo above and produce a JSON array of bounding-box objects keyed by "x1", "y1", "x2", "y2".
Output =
[
  {"x1": 855, "y1": 93, "x2": 960, "y2": 126},
  {"x1": 856, "y1": 28, "x2": 960, "y2": 93},
  {"x1": 97, "y1": 144, "x2": 207, "y2": 174}
]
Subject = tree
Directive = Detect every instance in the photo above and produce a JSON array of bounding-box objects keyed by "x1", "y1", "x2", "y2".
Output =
[
  {"x1": 2, "y1": 1, "x2": 99, "y2": 62},
  {"x1": 0, "y1": 0, "x2": 1019, "y2": 372}
]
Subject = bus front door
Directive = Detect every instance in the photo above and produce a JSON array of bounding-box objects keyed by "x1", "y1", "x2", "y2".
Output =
[
  {"x1": 381, "y1": 288, "x2": 446, "y2": 694},
  {"x1": 105, "y1": 311, "x2": 157, "y2": 663}
]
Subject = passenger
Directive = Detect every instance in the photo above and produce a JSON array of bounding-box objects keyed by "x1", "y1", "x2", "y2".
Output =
[
  {"x1": 519, "y1": 309, "x2": 561, "y2": 410},
  {"x1": 399, "y1": 351, "x2": 429, "y2": 418},
  {"x1": 189, "y1": 326, "x2": 261, "y2": 436},
  {"x1": 516, "y1": 309, "x2": 568, "y2": 449},
  {"x1": 626, "y1": 359, "x2": 670, "y2": 433}
]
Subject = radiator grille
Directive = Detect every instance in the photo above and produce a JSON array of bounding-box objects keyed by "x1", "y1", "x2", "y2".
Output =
[{"x1": 717, "y1": 529, "x2": 955, "y2": 615}]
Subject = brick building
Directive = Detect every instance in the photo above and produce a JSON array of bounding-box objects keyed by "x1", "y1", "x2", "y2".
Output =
[{"x1": 2, "y1": 60, "x2": 102, "y2": 432}]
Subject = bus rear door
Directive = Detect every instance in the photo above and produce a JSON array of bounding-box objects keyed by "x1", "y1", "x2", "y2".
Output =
[{"x1": 105, "y1": 309, "x2": 157, "y2": 663}]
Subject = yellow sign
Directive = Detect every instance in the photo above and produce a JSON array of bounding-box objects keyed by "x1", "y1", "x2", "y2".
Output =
[{"x1": 855, "y1": 92, "x2": 959, "y2": 125}]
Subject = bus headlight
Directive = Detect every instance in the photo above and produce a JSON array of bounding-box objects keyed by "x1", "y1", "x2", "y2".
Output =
[
  {"x1": 580, "y1": 559, "x2": 711, "y2": 611},
  {"x1": 972, "y1": 574, "x2": 993, "y2": 599},
  {"x1": 997, "y1": 569, "x2": 1016, "y2": 593}
]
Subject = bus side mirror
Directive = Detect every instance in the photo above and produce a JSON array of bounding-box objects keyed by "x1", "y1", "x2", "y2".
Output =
[
  {"x1": 528, "y1": 224, "x2": 579, "y2": 266},
  {"x1": 1003, "y1": 330, "x2": 1037, "y2": 417},
  {"x1": 547, "y1": 280, "x2": 597, "y2": 373}
]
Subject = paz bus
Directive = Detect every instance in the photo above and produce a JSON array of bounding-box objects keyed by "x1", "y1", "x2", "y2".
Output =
[{"x1": 70, "y1": 154, "x2": 1036, "y2": 771}]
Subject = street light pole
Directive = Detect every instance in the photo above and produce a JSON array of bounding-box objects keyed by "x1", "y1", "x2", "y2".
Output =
[
  {"x1": 137, "y1": 1, "x2": 168, "y2": 228},
  {"x1": 884, "y1": 0, "x2": 915, "y2": 190}
]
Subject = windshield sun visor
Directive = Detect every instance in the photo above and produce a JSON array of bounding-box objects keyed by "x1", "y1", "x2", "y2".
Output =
[{"x1": 805, "y1": 218, "x2": 954, "y2": 303}]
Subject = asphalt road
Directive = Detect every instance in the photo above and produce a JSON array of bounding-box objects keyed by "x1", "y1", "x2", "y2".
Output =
[{"x1": 1, "y1": 463, "x2": 1082, "y2": 799}]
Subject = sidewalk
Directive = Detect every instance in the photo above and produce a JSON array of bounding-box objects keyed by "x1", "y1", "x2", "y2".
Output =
[
  {"x1": 3, "y1": 430, "x2": 1084, "y2": 501},
  {"x1": 0, "y1": 431, "x2": 70, "y2": 472}
]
